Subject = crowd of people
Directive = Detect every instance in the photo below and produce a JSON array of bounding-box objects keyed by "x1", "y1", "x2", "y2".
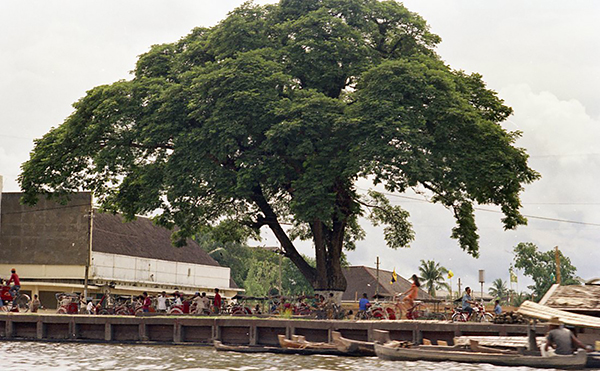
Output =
[
  {"x1": 81, "y1": 288, "x2": 224, "y2": 315},
  {"x1": 2, "y1": 267, "x2": 595, "y2": 355}
]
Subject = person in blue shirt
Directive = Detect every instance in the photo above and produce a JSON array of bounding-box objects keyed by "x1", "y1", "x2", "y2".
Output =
[
  {"x1": 461, "y1": 287, "x2": 475, "y2": 315},
  {"x1": 358, "y1": 293, "x2": 369, "y2": 312},
  {"x1": 494, "y1": 300, "x2": 502, "y2": 315}
]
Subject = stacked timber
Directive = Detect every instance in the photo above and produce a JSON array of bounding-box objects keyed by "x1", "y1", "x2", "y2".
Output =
[
  {"x1": 493, "y1": 311, "x2": 527, "y2": 324},
  {"x1": 518, "y1": 300, "x2": 600, "y2": 329}
]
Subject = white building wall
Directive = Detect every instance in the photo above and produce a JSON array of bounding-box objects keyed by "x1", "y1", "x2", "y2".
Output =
[{"x1": 91, "y1": 251, "x2": 231, "y2": 289}]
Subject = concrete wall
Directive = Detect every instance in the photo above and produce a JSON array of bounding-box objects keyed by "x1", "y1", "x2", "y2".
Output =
[
  {"x1": 0, "y1": 192, "x2": 92, "y2": 266},
  {"x1": 91, "y1": 251, "x2": 231, "y2": 289}
]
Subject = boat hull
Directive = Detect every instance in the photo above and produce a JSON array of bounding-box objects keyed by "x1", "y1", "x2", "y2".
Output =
[{"x1": 374, "y1": 344, "x2": 587, "y2": 369}]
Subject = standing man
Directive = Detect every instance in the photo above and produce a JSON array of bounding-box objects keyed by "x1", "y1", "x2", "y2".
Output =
[
  {"x1": 156, "y1": 291, "x2": 168, "y2": 313},
  {"x1": 86, "y1": 299, "x2": 95, "y2": 314},
  {"x1": 359, "y1": 293, "x2": 370, "y2": 312},
  {"x1": 357, "y1": 293, "x2": 370, "y2": 319},
  {"x1": 213, "y1": 288, "x2": 222, "y2": 314},
  {"x1": 462, "y1": 287, "x2": 476, "y2": 317},
  {"x1": 200, "y1": 292, "x2": 210, "y2": 314},
  {"x1": 7, "y1": 268, "x2": 20, "y2": 300},
  {"x1": 142, "y1": 292, "x2": 151, "y2": 313},
  {"x1": 191, "y1": 292, "x2": 202, "y2": 314},
  {"x1": 31, "y1": 294, "x2": 41, "y2": 313}
]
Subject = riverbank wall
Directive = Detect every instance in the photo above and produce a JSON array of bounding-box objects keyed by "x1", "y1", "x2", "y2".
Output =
[{"x1": 1, "y1": 313, "x2": 570, "y2": 346}]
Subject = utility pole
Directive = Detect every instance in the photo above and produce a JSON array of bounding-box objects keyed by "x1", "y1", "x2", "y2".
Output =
[
  {"x1": 375, "y1": 256, "x2": 380, "y2": 298},
  {"x1": 85, "y1": 208, "x2": 94, "y2": 299},
  {"x1": 555, "y1": 246, "x2": 561, "y2": 285},
  {"x1": 457, "y1": 278, "x2": 462, "y2": 298},
  {"x1": 278, "y1": 252, "x2": 283, "y2": 296}
]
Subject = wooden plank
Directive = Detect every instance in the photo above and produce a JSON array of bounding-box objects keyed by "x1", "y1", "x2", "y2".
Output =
[
  {"x1": 518, "y1": 300, "x2": 600, "y2": 329},
  {"x1": 454, "y1": 335, "x2": 544, "y2": 348}
]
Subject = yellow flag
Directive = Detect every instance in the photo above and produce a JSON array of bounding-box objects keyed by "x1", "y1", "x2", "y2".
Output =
[
  {"x1": 390, "y1": 268, "x2": 397, "y2": 284},
  {"x1": 510, "y1": 269, "x2": 518, "y2": 283},
  {"x1": 447, "y1": 270, "x2": 454, "y2": 279}
]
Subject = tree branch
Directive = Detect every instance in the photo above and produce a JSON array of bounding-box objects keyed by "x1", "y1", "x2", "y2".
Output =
[{"x1": 250, "y1": 186, "x2": 317, "y2": 284}]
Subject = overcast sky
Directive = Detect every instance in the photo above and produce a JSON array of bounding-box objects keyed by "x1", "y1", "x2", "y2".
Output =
[{"x1": 1, "y1": 1, "x2": 599, "y2": 295}]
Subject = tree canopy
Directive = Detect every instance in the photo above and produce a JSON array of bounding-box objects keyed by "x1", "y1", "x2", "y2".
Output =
[
  {"x1": 513, "y1": 242, "x2": 579, "y2": 301},
  {"x1": 19, "y1": 0, "x2": 539, "y2": 292}
]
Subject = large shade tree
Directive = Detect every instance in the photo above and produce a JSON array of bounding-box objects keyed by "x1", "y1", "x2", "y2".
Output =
[{"x1": 19, "y1": 0, "x2": 539, "y2": 292}]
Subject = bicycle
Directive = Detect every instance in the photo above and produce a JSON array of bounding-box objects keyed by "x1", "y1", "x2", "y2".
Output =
[
  {"x1": 1, "y1": 285, "x2": 30, "y2": 313},
  {"x1": 393, "y1": 294, "x2": 424, "y2": 320}
]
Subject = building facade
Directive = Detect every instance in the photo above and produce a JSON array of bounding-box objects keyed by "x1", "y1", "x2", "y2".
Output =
[{"x1": 0, "y1": 188, "x2": 237, "y2": 308}]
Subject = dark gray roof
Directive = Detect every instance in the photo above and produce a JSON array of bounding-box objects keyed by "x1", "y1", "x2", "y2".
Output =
[
  {"x1": 92, "y1": 211, "x2": 220, "y2": 267},
  {"x1": 342, "y1": 266, "x2": 434, "y2": 301}
]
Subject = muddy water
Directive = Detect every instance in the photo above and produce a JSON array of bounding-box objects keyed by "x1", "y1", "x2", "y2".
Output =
[{"x1": 0, "y1": 341, "x2": 562, "y2": 371}]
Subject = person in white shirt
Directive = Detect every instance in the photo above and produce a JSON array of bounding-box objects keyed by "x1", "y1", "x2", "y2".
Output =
[
  {"x1": 173, "y1": 292, "x2": 183, "y2": 306},
  {"x1": 191, "y1": 292, "x2": 202, "y2": 314},
  {"x1": 200, "y1": 292, "x2": 210, "y2": 314},
  {"x1": 86, "y1": 300, "x2": 94, "y2": 315},
  {"x1": 157, "y1": 291, "x2": 168, "y2": 313}
]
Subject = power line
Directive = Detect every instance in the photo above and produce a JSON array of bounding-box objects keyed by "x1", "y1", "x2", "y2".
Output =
[
  {"x1": 357, "y1": 187, "x2": 600, "y2": 227},
  {"x1": 0, "y1": 134, "x2": 35, "y2": 140},
  {"x1": 473, "y1": 208, "x2": 600, "y2": 227},
  {"x1": 529, "y1": 153, "x2": 600, "y2": 158}
]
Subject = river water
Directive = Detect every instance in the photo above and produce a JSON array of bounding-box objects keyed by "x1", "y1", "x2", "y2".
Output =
[{"x1": 0, "y1": 341, "x2": 571, "y2": 371}]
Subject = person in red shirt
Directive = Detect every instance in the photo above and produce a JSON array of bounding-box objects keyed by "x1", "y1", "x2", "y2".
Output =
[
  {"x1": 213, "y1": 288, "x2": 222, "y2": 314},
  {"x1": 7, "y1": 268, "x2": 20, "y2": 299},
  {"x1": 142, "y1": 292, "x2": 152, "y2": 313}
]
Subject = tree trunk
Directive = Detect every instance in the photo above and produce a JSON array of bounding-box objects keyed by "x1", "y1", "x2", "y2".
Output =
[{"x1": 311, "y1": 219, "x2": 347, "y2": 291}]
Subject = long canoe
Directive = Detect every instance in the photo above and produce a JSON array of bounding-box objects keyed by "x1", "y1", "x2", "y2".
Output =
[
  {"x1": 214, "y1": 340, "x2": 346, "y2": 356},
  {"x1": 331, "y1": 331, "x2": 375, "y2": 356},
  {"x1": 374, "y1": 343, "x2": 587, "y2": 369}
]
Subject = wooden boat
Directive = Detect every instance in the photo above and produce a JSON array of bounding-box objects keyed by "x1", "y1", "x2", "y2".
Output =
[
  {"x1": 277, "y1": 334, "x2": 340, "y2": 351},
  {"x1": 214, "y1": 340, "x2": 280, "y2": 354},
  {"x1": 214, "y1": 339, "x2": 345, "y2": 356},
  {"x1": 331, "y1": 331, "x2": 375, "y2": 356},
  {"x1": 374, "y1": 342, "x2": 587, "y2": 369}
]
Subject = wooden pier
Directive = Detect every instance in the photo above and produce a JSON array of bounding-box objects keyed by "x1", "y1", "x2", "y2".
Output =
[{"x1": 0, "y1": 313, "x2": 554, "y2": 346}]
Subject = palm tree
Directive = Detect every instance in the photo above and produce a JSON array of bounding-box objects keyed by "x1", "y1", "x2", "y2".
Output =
[
  {"x1": 511, "y1": 291, "x2": 531, "y2": 307},
  {"x1": 488, "y1": 278, "x2": 509, "y2": 303},
  {"x1": 418, "y1": 260, "x2": 451, "y2": 297}
]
